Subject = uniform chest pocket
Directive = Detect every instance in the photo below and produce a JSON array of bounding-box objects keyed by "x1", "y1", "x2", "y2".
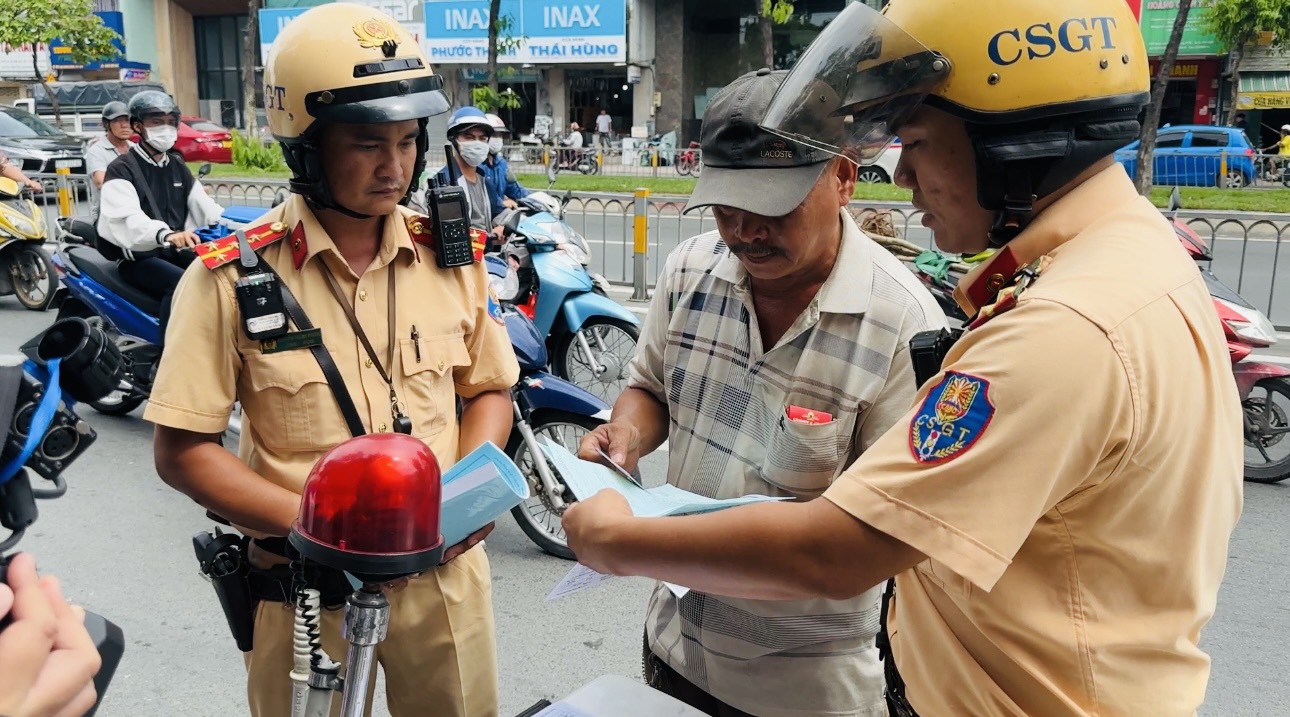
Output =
[
  {"x1": 398, "y1": 333, "x2": 471, "y2": 441},
  {"x1": 760, "y1": 412, "x2": 844, "y2": 497},
  {"x1": 242, "y1": 350, "x2": 350, "y2": 452}
]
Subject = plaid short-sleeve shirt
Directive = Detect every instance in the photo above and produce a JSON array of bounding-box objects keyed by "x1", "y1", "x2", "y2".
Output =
[{"x1": 631, "y1": 209, "x2": 946, "y2": 717}]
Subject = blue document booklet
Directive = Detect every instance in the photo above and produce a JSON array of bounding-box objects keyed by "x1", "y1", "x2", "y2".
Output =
[
  {"x1": 440, "y1": 441, "x2": 530, "y2": 547},
  {"x1": 539, "y1": 440, "x2": 791, "y2": 517}
]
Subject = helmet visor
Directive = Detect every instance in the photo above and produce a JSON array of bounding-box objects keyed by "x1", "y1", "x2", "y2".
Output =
[{"x1": 760, "y1": 2, "x2": 950, "y2": 163}]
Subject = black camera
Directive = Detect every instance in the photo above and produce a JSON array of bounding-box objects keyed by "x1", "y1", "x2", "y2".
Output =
[{"x1": 1, "y1": 317, "x2": 127, "y2": 715}]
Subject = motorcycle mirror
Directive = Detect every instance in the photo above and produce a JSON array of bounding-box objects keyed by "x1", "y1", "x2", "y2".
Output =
[
  {"x1": 197, "y1": 163, "x2": 212, "y2": 178},
  {"x1": 546, "y1": 160, "x2": 558, "y2": 188},
  {"x1": 1167, "y1": 185, "x2": 1181, "y2": 215}
]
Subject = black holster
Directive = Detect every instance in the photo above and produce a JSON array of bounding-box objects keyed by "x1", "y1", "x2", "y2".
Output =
[
  {"x1": 192, "y1": 529, "x2": 257, "y2": 652},
  {"x1": 878, "y1": 579, "x2": 920, "y2": 717}
]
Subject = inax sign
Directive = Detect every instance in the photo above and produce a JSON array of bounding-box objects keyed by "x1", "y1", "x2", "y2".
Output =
[{"x1": 423, "y1": 0, "x2": 627, "y2": 64}]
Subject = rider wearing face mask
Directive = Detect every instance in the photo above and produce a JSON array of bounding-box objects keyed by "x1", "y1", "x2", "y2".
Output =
[
  {"x1": 97, "y1": 90, "x2": 223, "y2": 338},
  {"x1": 432, "y1": 106, "x2": 502, "y2": 239},
  {"x1": 478, "y1": 113, "x2": 531, "y2": 218}
]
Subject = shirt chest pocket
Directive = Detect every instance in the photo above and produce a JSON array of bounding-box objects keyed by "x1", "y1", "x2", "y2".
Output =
[
  {"x1": 242, "y1": 350, "x2": 350, "y2": 452},
  {"x1": 760, "y1": 412, "x2": 845, "y2": 497},
  {"x1": 398, "y1": 333, "x2": 471, "y2": 441}
]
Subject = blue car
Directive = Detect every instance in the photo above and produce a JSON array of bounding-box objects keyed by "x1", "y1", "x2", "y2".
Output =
[{"x1": 1116, "y1": 125, "x2": 1256, "y2": 188}]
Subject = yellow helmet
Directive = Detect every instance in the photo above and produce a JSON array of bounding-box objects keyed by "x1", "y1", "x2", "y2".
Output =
[
  {"x1": 763, "y1": 0, "x2": 1150, "y2": 238},
  {"x1": 262, "y1": 3, "x2": 449, "y2": 212}
]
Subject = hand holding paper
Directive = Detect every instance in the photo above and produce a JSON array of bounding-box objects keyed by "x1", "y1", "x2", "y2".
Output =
[{"x1": 439, "y1": 442, "x2": 529, "y2": 548}]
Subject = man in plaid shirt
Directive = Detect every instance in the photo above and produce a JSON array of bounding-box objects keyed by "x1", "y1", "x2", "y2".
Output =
[{"x1": 577, "y1": 68, "x2": 945, "y2": 717}]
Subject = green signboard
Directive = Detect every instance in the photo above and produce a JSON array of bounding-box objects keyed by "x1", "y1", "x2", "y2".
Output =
[{"x1": 1140, "y1": 0, "x2": 1224, "y2": 56}]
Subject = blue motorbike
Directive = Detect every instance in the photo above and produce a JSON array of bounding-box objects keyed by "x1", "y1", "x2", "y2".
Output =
[
  {"x1": 486, "y1": 255, "x2": 610, "y2": 559},
  {"x1": 494, "y1": 192, "x2": 641, "y2": 404},
  {"x1": 47, "y1": 215, "x2": 237, "y2": 416}
]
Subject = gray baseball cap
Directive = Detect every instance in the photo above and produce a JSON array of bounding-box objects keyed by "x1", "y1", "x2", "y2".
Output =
[{"x1": 684, "y1": 68, "x2": 841, "y2": 217}]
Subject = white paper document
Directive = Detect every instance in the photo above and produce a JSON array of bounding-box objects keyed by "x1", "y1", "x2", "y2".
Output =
[
  {"x1": 532, "y1": 703, "x2": 595, "y2": 717},
  {"x1": 439, "y1": 442, "x2": 530, "y2": 547},
  {"x1": 546, "y1": 563, "x2": 616, "y2": 601},
  {"x1": 539, "y1": 441, "x2": 791, "y2": 517}
]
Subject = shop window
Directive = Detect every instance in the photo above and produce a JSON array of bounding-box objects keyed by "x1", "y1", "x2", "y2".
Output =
[{"x1": 194, "y1": 15, "x2": 250, "y2": 127}]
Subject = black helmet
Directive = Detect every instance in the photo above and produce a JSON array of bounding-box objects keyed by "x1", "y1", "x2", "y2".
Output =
[
  {"x1": 127, "y1": 91, "x2": 179, "y2": 125},
  {"x1": 101, "y1": 101, "x2": 128, "y2": 124}
]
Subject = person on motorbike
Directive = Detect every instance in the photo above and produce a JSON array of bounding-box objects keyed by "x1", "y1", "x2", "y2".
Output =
[
  {"x1": 0, "y1": 149, "x2": 42, "y2": 193},
  {"x1": 85, "y1": 102, "x2": 134, "y2": 189},
  {"x1": 431, "y1": 106, "x2": 501, "y2": 238},
  {"x1": 481, "y1": 112, "x2": 531, "y2": 218},
  {"x1": 559, "y1": 121, "x2": 585, "y2": 166},
  {"x1": 562, "y1": 1, "x2": 1242, "y2": 715},
  {"x1": 96, "y1": 90, "x2": 223, "y2": 337},
  {"x1": 1262, "y1": 124, "x2": 1290, "y2": 178}
]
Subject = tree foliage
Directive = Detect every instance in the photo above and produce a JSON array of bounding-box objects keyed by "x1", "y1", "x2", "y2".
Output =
[
  {"x1": 754, "y1": 0, "x2": 796, "y2": 69},
  {"x1": 0, "y1": 0, "x2": 120, "y2": 122},
  {"x1": 1203, "y1": 0, "x2": 1290, "y2": 124}
]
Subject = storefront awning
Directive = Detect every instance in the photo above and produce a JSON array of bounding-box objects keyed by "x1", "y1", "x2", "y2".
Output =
[{"x1": 1237, "y1": 72, "x2": 1290, "y2": 110}]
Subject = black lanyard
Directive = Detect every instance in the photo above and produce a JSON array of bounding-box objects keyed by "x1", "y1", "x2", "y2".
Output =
[{"x1": 317, "y1": 261, "x2": 412, "y2": 435}]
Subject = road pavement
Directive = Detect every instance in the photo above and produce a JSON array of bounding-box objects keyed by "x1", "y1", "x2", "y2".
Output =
[{"x1": 1, "y1": 288, "x2": 1289, "y2": 715}]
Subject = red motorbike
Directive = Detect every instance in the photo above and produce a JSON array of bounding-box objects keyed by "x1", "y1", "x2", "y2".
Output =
[
  {"x1": 674, "y1": 141, "x2": 702, "y2": 176},
  {"x1": 1172, "y1": 213, "x2": 1290, "y2": 483}
]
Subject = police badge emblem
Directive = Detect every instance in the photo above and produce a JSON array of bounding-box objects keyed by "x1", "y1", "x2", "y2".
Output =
[
  {"x1": 909, "y1": 371, "x2": 994, "y2": 464},
  {"x1": 486, "y1": 286, "x2": 506, "y2": 325}
]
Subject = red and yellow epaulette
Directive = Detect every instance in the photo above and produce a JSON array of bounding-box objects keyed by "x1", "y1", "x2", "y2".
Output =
[
  {"x1": 405, "y1": 215, "x2": 486, "y2": 263},
  {"x1": 196, "y1": 221, "x2": 291, "y2": 270}
]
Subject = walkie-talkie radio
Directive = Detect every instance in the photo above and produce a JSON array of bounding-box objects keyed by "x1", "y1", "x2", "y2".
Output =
[{"x1": 430, "y1": 143, "x2": 476, "y2": 268}]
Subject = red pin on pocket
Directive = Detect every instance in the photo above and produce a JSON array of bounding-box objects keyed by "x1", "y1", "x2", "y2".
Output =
[{"x1": 786, "y1": 405, "x2": 833, "y2": 425}]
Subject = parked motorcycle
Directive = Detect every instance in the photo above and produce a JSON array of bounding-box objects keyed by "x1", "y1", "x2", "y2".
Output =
[
  {"x1": 48, "y1": 216, "x2": 230, "y2": 416},
  {"x1": 493, "y1": 191, "x2": 641, "y2": 404},
  {"x1": 483, "y1": 254, "x2": 611, "y2": 558},
  {"x1": 0, "y1": 177, "x2": 58, "y2": 310}
]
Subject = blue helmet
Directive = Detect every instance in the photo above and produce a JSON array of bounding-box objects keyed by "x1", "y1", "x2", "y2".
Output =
[{"x1": 446, "y1": 107, "x2": 493, "y2": 139}]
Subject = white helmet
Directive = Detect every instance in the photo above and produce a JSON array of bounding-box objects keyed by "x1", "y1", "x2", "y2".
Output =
[
  {"x1": 485, "y1": 113, "x2": 510, "y2": 135},
  {"x1": 1282, "y1": 124, "x2": 1290, "y2": 133}
]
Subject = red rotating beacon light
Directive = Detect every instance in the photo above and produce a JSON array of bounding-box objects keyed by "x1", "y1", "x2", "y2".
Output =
[{"x1": 288, "y1": 433, "x2": 445, "y2": 581}]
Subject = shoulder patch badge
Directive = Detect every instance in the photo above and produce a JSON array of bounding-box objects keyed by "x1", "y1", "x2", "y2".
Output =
[
  {"x1": 909, "y1": 371, "x2": 995, "y2": 465},
  {"x1": 486, "y1": 285, "x2": 506, "y2": 325}
]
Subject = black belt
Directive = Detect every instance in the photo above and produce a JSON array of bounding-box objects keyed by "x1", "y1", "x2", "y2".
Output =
[{"x1": 247, "y1": 538, "x2": 352, "y2": 609}]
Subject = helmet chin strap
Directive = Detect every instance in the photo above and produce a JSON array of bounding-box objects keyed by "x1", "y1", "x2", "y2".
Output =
[{"x1": 987, "y1": 164, "x2": 1035, "y2": 247}]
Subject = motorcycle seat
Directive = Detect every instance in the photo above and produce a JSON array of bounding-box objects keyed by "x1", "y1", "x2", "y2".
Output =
[{"x1": 66, "y1": 247, "x2": 162, "y2": 317}]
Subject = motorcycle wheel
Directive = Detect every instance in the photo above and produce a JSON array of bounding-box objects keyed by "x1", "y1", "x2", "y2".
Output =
[
  {"x1": 578, "y1": 158, "x2": 600, "y2": 175},
  {"x1": 9, "y1": 244, "x2": 57, "y2": 311},
  {"x1": 675, "y1": 157, "x2": 693, "y2": 176},
  {"x1": 1244, "y1": 376, "x2": 1290, "y2": 483},
  {"x1": 507, "y1": 409, "x2": 604, "y2": 559},
  {"x1": 553, "y1": 318, "x2": 641, "y2": 405}
]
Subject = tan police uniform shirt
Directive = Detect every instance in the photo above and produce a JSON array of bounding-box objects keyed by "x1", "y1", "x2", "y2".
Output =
[
  {"x1": 144, "y1": 194, "x2": 519, "y2": 494},
  {"x1": 824, "y1": 165, "x2": 1243, "y2": 716},
  {"x1": 630, "y1": 210, "x2": 946, "y2": 717}
]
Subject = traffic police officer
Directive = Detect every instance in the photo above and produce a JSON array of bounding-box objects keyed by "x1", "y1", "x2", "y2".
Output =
[
  {"x1": 562, "y1": 1, "x2": 1243, "y2": 715},
  {"x1": 145, "y1": 5, "x2": 518, "y2": 716}
]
